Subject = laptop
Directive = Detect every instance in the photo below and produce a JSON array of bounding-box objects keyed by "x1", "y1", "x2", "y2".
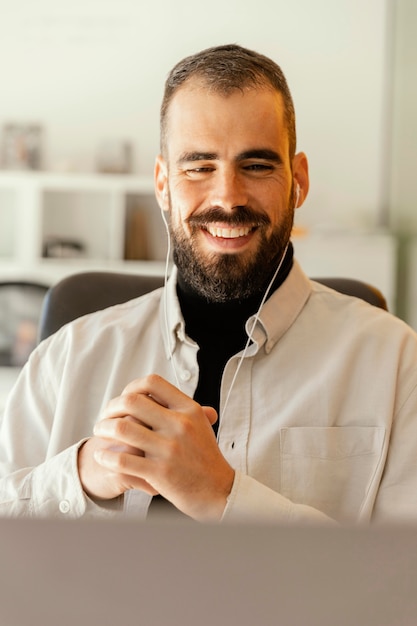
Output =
[{"x1": 1, "y1": 517, "x2": 416, "y2": 625}]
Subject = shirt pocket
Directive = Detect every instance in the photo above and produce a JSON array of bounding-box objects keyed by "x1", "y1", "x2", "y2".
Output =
[{"x1": 280, "y1": 426, "x2": 386, "y2": 523}]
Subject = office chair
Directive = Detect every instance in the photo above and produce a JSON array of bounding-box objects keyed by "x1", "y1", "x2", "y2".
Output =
[
  {"x1": 38, "y1": 271, "x2": 387, "y2": 343},
  {"x1": 0, "y1": 281, "x2": 49, "y2": 366}
]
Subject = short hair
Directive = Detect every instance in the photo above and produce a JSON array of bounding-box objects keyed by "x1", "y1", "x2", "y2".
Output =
[{"x1": 160, "y1": 43, "x2": 296, "y2": 159}]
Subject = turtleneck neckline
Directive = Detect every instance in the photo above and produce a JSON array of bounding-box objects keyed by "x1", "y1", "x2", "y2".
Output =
[{"x1": 176, "y1": 242, "x2": 294, "y2": 339}]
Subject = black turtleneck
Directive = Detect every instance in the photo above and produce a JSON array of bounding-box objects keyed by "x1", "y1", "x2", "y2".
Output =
[{"x1": 176, "y1": 243, "x2": 294, "y2": 433}]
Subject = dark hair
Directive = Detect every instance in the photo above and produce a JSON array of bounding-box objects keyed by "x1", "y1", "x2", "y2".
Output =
[{"x1": 160, "y1": 43, "x2": 296, "y2": 158}]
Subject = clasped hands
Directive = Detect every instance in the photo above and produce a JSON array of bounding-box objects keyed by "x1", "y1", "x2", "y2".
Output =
[{"x1": 78, "y1": 374, "x2": 235, "y2": 521}]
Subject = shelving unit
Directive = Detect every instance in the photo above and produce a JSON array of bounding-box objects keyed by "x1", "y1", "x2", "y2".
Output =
[{"x1": 0, "y1": 171, "x2": 168, "y2": 284}]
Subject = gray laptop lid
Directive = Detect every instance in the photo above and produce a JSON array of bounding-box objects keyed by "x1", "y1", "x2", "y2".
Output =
[{"x1": 1, "y1": 518, "x2": 416, "y2": 626}]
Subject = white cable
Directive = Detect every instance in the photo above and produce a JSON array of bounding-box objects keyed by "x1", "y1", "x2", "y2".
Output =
[
  {"x1": 160, "y1": 205, "x2": 182, "y2": 390},
  {"x1": 220, "y1": 241, "x2": 290, "y2": 420}
]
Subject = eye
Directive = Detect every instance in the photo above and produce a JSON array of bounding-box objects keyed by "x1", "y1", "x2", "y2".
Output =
[
  {"x1": 242, "y1": 162, "x2": 277, "y2": 177},
  {"x1": 185, "y1": 166, "x2": 215, "y2": 177},
  {"x1": 244, "y1": 163, "x2": 274, "y2": 172}
]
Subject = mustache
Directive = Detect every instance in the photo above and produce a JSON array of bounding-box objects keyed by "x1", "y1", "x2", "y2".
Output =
[{"x1": 186, "y1": 206, "x2": 270, "y2": 228}]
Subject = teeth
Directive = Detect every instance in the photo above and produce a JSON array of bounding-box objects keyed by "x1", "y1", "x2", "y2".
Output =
[{"x1": 207, "y1": 226, "x2": 252, "y2": 239}]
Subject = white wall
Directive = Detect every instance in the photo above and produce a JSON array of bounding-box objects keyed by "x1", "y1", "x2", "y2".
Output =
[
  {"x1": 389, "y1": 0, "x2": 417, "y2": 325},
  {"x1": 389, "y1": 0, "x2": 417, "y2": 232},
  {"x1": 0, "y1": 0, "x2": 389, "y2": 231}
]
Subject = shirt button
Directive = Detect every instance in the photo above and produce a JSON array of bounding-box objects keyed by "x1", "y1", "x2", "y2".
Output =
[
  {"x1": 59, "y1": 500, "x2": 71, "y2": 514},
  {"x1": 180, "y1": 369, "x2": 192, "y2": 382}
]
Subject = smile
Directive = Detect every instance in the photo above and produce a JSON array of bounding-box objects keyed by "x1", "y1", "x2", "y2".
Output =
[{"x1": 205, "y1": 225, "x2": 254, "y2": 239}]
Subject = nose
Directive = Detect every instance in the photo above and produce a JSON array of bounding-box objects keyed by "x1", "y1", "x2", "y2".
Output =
[{"x1": 209, "y1": 167, "x2": 248, "y2": 211}]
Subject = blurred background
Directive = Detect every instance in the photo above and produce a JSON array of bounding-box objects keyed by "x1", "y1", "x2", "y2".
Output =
[
  {"x1": 0, "y1": 0, "x2": 416, "y2": 403},
  {"x1": 0, "y1": 0, "x2": 393, "y2": 212}
]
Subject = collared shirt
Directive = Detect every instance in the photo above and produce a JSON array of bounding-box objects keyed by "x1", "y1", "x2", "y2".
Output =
[{"x1": 1, "y1": 261, "x2": 417, "y2": 524}]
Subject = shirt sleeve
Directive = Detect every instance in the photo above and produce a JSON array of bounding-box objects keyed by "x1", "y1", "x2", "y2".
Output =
[
  {"x1": 222, "y1": 470, "x2": 336, "y2": 525},
  {"x1": 0, "y1": 335, "x2": 122, "y2": 519},
  {"x1": 0, "y1": 439, "x2": 122, "y2": 518}
]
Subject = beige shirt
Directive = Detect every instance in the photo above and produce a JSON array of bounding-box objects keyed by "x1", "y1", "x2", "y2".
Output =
[{"x1": 1, "y1": 261, "x2": 417, "y2": 524}]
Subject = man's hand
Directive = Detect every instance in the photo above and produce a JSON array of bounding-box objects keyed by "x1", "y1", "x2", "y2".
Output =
[{"x1": 78, "y1": 374, "x2": 235, "y2": 521}]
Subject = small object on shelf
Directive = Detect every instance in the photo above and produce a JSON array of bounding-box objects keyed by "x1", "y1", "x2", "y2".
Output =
[
  {"x1": 1, "y1": 123, "x2": 43, "y2": 170},
  {"x1": 124, "y1": 202, "x2": 149, "y2": 260},
  {"x1": 43, "y1": 237, "x2": 85, "y2": 259},
  {"x1": 96, "y1": 140, "x2": 132, "y2": 174}
]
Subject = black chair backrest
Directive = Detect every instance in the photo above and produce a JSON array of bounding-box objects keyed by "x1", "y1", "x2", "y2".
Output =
[
  {"x1": 312, "y1": 277, "x2": 387, "y2": 310},
  {"x1": 38, "y1": 271, "x2": 388, "y2": 343},
  {"x1": 38, "y1": 273, "x2": 165, "y2": 342}
]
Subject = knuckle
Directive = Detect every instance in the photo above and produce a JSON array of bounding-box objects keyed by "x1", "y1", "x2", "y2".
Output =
[
  {"x1": 122, "y1": 392, "x2": 139, "y2": 414},
  {"x1": 175, "y1": 413, "x2": 194, "y2": 437},
  {"x1": 114, "y1": 452, "x2": 130, "y2": 473},
  {"x1": 113, "y1": 417, "x2": 130, "y2": 438},
  {"x1": 145, "y1": 373, "x2": 162, "y2": 387},
  {"x1": 165, "y1": 438, "x2": 180, "y2": 459}
]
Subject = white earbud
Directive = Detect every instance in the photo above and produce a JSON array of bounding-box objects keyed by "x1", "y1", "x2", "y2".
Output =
[
  {"x1": 294, "y1": 182, "x2": 301, "y2": 208},
  {"x1": 161, "y1": 185, "x2": 169, "y2": 211}
]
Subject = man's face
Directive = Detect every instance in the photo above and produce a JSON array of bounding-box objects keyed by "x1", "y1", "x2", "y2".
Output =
[{"x1": 155, "y1": 83, "x2": 308, "y2": 301}]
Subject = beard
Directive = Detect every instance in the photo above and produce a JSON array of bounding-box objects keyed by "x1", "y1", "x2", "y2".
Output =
[{"x1": 170, "y1": 204, "x2": 294, "y2": 302}]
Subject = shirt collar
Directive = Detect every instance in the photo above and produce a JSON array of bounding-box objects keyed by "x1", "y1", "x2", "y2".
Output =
[
  {"x1": 245, "y1": 260, "x2": 312, "y2": 354},
  {"x1": 159, "y1": 260, "x2": 312, "y2": 357}
]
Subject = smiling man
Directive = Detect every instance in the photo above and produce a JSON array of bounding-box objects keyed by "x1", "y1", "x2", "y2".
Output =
[
  {"x1": 2, "y1": 44, "x2": 417, "y2": 525},
  {"x1": 156, "y1": 53, "x2": 307, "y2": 302}
]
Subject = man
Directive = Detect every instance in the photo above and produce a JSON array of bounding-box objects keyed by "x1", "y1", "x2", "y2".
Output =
[{"x1": 1, "y1": 44, "x2": 417, "y2": 524}]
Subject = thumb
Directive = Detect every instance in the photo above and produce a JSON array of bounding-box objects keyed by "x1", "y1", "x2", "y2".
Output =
[{"x1": 201, "y1": 405, "x2": 218, "y2": 426}]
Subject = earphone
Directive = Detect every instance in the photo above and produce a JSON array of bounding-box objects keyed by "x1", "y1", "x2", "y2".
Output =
[
  {"x1": 294, "y1": 182, "x2": 301, "y2": 209},
  {"x1": 158, "y1": 190, "x2": 183, "y2": 390},
  {"x1": 162, "y1": 186, "x2": 167, "y2": 202}
]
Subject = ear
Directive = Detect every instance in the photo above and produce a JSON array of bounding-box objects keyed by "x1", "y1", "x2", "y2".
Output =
[
  {"x1": 292, "y1": 152, "x2": 309, "y2": 209},
  {"x1": 154, "y1": 154, "x2": 169, "y2": 211}
]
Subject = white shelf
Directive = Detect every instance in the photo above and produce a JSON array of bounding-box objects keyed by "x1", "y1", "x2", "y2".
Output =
[
  {"x1": 0, "y1": 171, "x2": 156, "y2": 192},
  {"x1": 0, "y1": 171, "x2": 167, "y2": 283},
  {"x1": 0, "y1": 189, "x2": 17, "y2": 258},
  {"x1": 0, "y1": 258, "x2": 167, "y2": 286}
]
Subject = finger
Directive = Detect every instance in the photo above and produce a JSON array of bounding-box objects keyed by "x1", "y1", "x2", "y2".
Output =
[
  {"x1": 79, "y1": 436, "x2": 158, "y2": 500},
  {"x1": 94, "y1": 447, "x2": 156, "y2": 487},
  {"x1": 106, "y1": 415, "x2": 145, "y2": 455},
  {"x1": 94, "y1": 416, "x2": 157, "y2": 452},
  {"x1": 108, "y1": 471, "x2": 159, "y2": 497},
  {"x1": 116, "y1": 474, "x2": 159, "y2": 497},
  {"x1": 122, "y1": 374, "x2": 192, "y2": 411},
  {"x1": 121, "y1": 375, "x2": 210, "y2": 432},
  {"x1": 102, "y1": 392, "x2": 170, "y2": 430},
  {"x1": 202, "y1": 406, "x2": 218, "y2": 426}
]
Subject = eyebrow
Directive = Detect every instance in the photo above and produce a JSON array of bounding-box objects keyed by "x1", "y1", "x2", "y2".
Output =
[
  {"x1": 177, "y1": 151, "x2": 218, "y2": 164},
  {"x1": 177, "y1": 148, "x2": 283, "y2": 165},
  {"x1": 236, "y1": 149, "x2": 283, "y2": 164}
]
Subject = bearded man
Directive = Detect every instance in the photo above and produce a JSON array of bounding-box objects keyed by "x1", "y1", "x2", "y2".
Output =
[{"x1": 1, "y1": 44, "x2": 417, "y2": 525}]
